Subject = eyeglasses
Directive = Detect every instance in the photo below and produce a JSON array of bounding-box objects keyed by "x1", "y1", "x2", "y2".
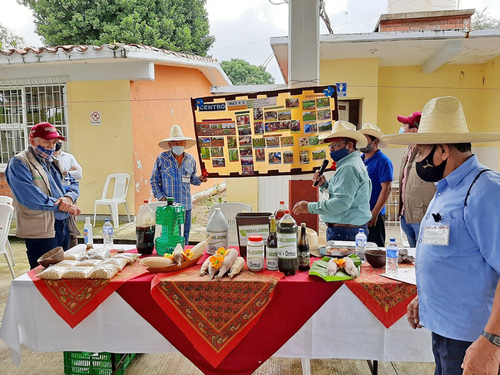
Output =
[{"x1": 329, "y1": 141, "x2": 346, "y2": 151}]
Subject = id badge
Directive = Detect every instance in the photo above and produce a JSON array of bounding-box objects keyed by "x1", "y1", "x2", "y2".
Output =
[
  {"x1": 422, "y1": 223, "x2": 450, "y2": 246},
  {"x1": 182, "y1": 176, "x2": 190, "y2": 184},
  {"x1": 322, "y1": 190, "x2": 329, "y2": 201}
]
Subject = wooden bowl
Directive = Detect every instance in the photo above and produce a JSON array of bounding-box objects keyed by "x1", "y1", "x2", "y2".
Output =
[
  {"x1": 365, "y1": 249, "x2": 386, "y2": 268},
  {"x1": 37, "y1": 246, "x2": 64, "y2": 267},
  {"x1": 146, "y1": 255, "x2": 203, "y2": 273}
]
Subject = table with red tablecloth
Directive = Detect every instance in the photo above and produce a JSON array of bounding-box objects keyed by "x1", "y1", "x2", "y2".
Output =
[{"x1": 0, "y1": 245, "x2": 433, "y2": 372}]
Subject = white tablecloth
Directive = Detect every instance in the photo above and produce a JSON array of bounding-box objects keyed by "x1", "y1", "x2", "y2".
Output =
[{"x1": 0, "y1": 246, "x2": 433, "y2": 366}]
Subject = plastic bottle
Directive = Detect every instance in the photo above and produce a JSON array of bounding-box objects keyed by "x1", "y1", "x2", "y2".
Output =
[
  {"x1": 103, "y1": 218, "x2": 114, "y2": 251},
  {"x1": 298, "y1": 223, "x2": 310, "y2": 271},
  {"x1": 62, "y1": 175, "x2": 71, "y2": 192},
  {"x1": 277, "y1": 210, "x2": 298, "y2": 276},
  {"x1": 266, "y1": 215, "x2": 278, "y2": 271},
  {"x1": 83, "y1": 217, "x2": 93, "y2": 251},
  {"x1": 274, "y1": 201, "x2": 288, "y2": 221},
  {"x1": 386, "y1": 238, "x2": 399, "y2": 276},
  {"x1": 247, "y1": 235, "x2": 264, "y2": 272},
  {"x1": 155, "y1": 198, "x2": 184, "y2": 256},
  {"x1": 206, "y1": 208, "x2": 229, "y2": 255},
  {"x1": 355, "y1": 228, "x2": 367, "y2": 261},
  {"x1": 136, "y1": 200, "x2": 156, "y2": 255}
]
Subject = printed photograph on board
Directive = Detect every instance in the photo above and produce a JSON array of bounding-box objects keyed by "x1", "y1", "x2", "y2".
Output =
[
  {"x1": 280, "y1": 136, "x2": 294, "y2": 147},
  {"x1": 253, "y1": 137, "x2": 266, "y2": 148},
  {"x1": 291, "y1": 120, "x2": 301, "y2": 132},
  {"x1": 302, "y1": 100, "x2": 316, "y2": 110},
  {"x1": 303, "y1": 111, "x2": 316, "y2": 122},
  {"x1": 268, "y1": 152, "x2": 282, "y2": 164},
  {"x1": 312, "y1": 150, "x2": 327, "y2": 160},
  {"x1": 264, "y1": 111, "x2": 278, "y2": 121},
  {"x1": 316, "y1": 97, "x2": 330, "y2": 108},
  {"x1": 239, "y1": 135, "x2": 252, "y2": 146},
  {"x1": 239, "y1": 145, "x2": 253, "y2": 156},
  {"x1": 241, "y1": 156, "x2": 254, "y2": 166},
  {"x1": 236, "y1": 113, "x2": 250, "y2": 126},
  {"x1": 227, "y1": 136, "x2": 237, "y2": 149},
  {"x1": 253, "y1": 107, "x2": 263, "y2": 120},
  {"x1": 211, "y1": 137, "x2": 224, "y2": 147},
  {"x1": 286, "y1": 98, "x2": 299, "y2": 108},
  {"x1": 283, "y1": 151, "x2": 294, "y2": 164},
  {"x1": 198, "y1": 137, "x2": 211, "y2": 148},
  {"x1": 238, "y1": 126, "x2": 252, "y2": 136},
  {"x1": 212, "y1": 158, "x2": 226, "y2": 168},
  {"x1": 265, "y1": 121, "x2": 279, "y2": 132},
  {"x1": 228, "y1": 149, "x2": 239, "y2": 162},
  {"x1": 242, "y1": 165, "x2": 254, "y2": 175},
  {"x1": 201, "y1": 148, "x2": 210, "y2": 160},
  {"x1": 317, "y1": 109, "x2": 331, "y2": 121},
  {"x1": 300, "y1": 150, "x2": 310, "y2": 164},
  {"x1": 266, "y1": 137, "x2": 280, "y2": 148},
  {"x1": 211, "y1": 147, "x2": 224, "y2": 157},
  {"x1": 298, "y1": 137, "x2": 309, "y2": 147},
  {"x1": 278, "y1": 110, "x2": 292, "y2": 121},
  {"x1": 255, "y1": 148, "x2": 266, "y2": 162},
  {"x1": 304, "y1": 122, "x2": 318, "y2": 134},
  {"x1": 319, "y1": 121, "x2": 332, "y2": 132},
  {"x1": 309, "y1": 135, "x2": 320, "y2": 146},
  {"x1": 254, "y1": 121, "x2": 264, "y2": 134}
]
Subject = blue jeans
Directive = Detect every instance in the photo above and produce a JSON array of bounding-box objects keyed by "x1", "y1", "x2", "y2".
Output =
[
  {"x1": 326, "y1": 224, "x2": 368, "y2": 242},
  {"x1": 400, "y1": 214, "x2": 420, "y2": 248},
  {"x1": 432, "y1": 332, "x2": 473, "y2": 375},
  {"x1": 25, "y1": 219, "x2": 70, "y2": 269},
  {"x1": 183, "y1": 209, "x2": 191, "y2": 244}
]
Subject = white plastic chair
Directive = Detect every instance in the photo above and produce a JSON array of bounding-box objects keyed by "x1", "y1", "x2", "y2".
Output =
[
  {"x1": 93, "y1": 173, "x2": 131, "y2": 228},
  {"x1": 0, "y1": 203, "x2": 15, "y2": 278},
  {"x1": 0, "y1": 196, "x2": 15, "y2": 265},
  {"x1": 208, "y1": 202, "x2": 252, "y2": 246}
]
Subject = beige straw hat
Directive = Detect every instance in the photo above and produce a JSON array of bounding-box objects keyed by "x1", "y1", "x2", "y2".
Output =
[
  {"x1": 359, "y1": 122, "x2": 387, "y2": 148},
  {"x1": 383, "y1": 96, "x2": 500, "y2": 145},
  {"x1": 159, "y1": 124, "x2": 196, "y2": 150},
  {"x1": 319, "y1": 120, "x2": 368, "y2": 148}
]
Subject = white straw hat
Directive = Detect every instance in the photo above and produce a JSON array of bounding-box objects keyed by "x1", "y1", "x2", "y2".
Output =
[
  {"x1": 158, "y1": 125, "x2": 196, "y2": 150},
  {"x1": 359, "y1": 122, "x2": 387, "y2": 148},
  {"x1": 318, "y1": 120, "x2": 368, "y2": 148},
  {"x1": 383, "y1": 96, "x2": 500, "y2": 145}
]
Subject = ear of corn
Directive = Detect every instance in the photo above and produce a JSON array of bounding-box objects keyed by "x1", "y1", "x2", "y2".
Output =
[
  {"x1": 215, "y1": 248, "x2": 238, "y2": 279},
  {"x1": 228, "y1": 257, "x2": 245, "y2": 278},
  {"x1": 190, "y1": 234, "x2": 212, "y2": 258},
  {"x1": 327, "y1": 258, "x2": 338, "y2": 276},
  {"x1": 140, "y1": 257, "x2": 174, "y2": 269}
]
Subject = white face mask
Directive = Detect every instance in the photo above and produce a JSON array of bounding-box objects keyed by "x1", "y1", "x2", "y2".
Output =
[{"x1": 171, "y1": 145, "x2": 185, "y2": 156}]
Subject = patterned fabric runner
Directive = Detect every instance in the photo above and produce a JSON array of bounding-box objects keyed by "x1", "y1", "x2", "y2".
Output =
[
  {"x1": 151, "y1": 267, "x2": 283, "y2": 368},
  {"x1": 344, "y1": 263, "x2": 417, "y2": 328},
  {"x1": 28, "y1": 261, "x2": 148, "y2": 328}
]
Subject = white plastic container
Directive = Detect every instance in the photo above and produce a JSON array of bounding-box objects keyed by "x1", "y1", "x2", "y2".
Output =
[
  {"x1": 386, "y1": 238, "x2": 399, "y2": 276},
  {"x1": 247, "y1": 235, "x2": 264, "y2": 272},
  {"x1": 206, "y1": 208, "x2": 229, "y2": 255},
  {"x1": 83, "y1": 217, "x2": 93, "y2": 250}
]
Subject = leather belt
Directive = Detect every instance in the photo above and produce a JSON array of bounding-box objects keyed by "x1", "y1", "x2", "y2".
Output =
[{"x1": 326, "y1": 223, "x2": 359, "y2": 228}]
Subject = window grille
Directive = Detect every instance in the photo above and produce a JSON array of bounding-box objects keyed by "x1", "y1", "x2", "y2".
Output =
[{"x1": 0, "y1": 77, "x2": 68, "y2": 170}]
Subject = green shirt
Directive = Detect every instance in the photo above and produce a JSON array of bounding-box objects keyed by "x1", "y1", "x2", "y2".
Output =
[{"x1": 308, "y1": 151, "x2": 372, "y2": 225}]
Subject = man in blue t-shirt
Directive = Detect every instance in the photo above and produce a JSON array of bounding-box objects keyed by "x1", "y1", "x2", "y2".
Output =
[{"x1": 359, "y1": 123, "x2": 393, "y2": 247}]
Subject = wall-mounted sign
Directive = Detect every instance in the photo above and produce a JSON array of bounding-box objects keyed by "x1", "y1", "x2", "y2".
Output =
[
  {"x1": 336, "y1": 83, "x2": 347, "y2": 98},
  {"x1": 90, "y1": 111, "x2": 102, "y2": 125},
  {"x1": 191, "y1": 85, "x2": 338, "y2": 178}
]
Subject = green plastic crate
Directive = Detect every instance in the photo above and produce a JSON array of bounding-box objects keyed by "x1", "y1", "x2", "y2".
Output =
[{"x1": 63, "y1": 351, "x2": 136, "y2": 375}]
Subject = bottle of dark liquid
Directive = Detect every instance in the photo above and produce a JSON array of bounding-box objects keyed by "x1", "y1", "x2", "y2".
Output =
[
  {"x1": 274, "y1": 201, "x2": 288, "y2": 221},
  {"x1": 298, "y1": 223, "x2": 310, "y2": 271},
  {"x1": 136, "y1": 200, "x2": 156, "y2": 255},
  {"x1": 266, "y1": 215, "x2": 278, "y2": 271},
  {"x1": 277, "y1": 210, "x2": 298, "y2": 276}
]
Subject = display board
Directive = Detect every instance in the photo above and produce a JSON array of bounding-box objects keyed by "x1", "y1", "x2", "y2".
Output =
[{"x1": 191, "y1": 85, "x2": 338, "y2": 177}]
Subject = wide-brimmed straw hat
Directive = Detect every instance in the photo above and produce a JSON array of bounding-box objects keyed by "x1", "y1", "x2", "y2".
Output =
[
  {"x1": 158, "y1": 125, "x2": 196, "y2": 150},
  {"x1": 383, "y1": 96, "x2": 500, "y2": 145},
  {"x1": 359, "y1": 122, "x2": 387, "y2": 148},
  {"x1": 319, "y1": 120, "x2": 368, "y2": 148}
]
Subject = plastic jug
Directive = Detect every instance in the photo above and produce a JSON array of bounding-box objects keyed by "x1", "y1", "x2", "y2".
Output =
[
  {"x1": 136, "y1": 200, "x2": 156, "y2": 255},
  {"x1": 206, "y1": 208, "x2": 229, "y2": 255},
  {"x1": 155, "y1": 198, "x2": 185, "y2": 256}
]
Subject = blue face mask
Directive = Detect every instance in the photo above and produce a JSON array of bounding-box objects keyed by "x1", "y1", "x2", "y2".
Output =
[
  {"x1": 330, "y1": 147, "x2": 350, "y2": 162},
  {"x1": 33, "y1": 144, "x2": 55, "y2": 159},
  {"x1": 398, "y1": 126, "x2": 405, "y2": 134}
]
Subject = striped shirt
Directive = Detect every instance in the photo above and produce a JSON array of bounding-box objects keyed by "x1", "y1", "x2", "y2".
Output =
[{"x1": 150, "y1": 151, "x2": 202, "y2": 210}]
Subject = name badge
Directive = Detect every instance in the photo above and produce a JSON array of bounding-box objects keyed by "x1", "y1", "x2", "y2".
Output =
[
  {"x1": 422, "y1": 223, "x2": 450, "y2": 246},
  {"x1": 182, "y1": 176, "x2": 190, "y2": 184},
  {"x1": 322, "y1": 190, "x2": 329, "y2": 201}
]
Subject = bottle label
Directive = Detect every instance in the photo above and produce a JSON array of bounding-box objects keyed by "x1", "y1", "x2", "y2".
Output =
[
  {"x1": 247, "y1": 243, "x2": 264, "y2": 271},
  {"x1": 206, "y1": 231, "x2": 228, "y2": 254},
  {"x1": 387, "y1": 249, "x2": 398, "y2": 259},
  {"x1": 266, "y1": 246, "x2": 278, "y2": 270},
  {"x1": 238, "y1": 224, "x2": 269, "y2": 246},
  {"x1": 277, "y1": 233, "x2": 297, "y2": 259},
  {"x1": 84, "y1": 228, "x2": 88, "y2": 244},
  {"x1": 104, "y1": 227, "x2": 113, "y2": 236}
]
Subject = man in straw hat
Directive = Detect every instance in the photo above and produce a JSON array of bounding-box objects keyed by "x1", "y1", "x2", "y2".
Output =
[
  {"x1": 359, "y1": 123, "x2": 393, "y2": 247},
  {"x1": 396, "y1": 111, "x2": 436, "y2": 248},
  {"x1": 293, "y1": 120, "x2": 372, "y2": 242},
  {"x1": 5, "y1": 122, "x2": 81, "y2": 269},
  {"x1": 383, "y1": 96, "x2": 500, "y2": 374},
  {"x1": 150, "y1": 124, "x2": 207, "y2": 244}
]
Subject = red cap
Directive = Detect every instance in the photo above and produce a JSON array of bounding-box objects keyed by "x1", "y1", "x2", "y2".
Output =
[
  {"x1": 397, "y1": 112, "x2": 421, "y2": 128},
  {"x1": 248, "y1": 235, "x2": 263, "y2": 242},
  {"x1": 29, "y1": 122, "x2": 65, "y2": 141}
]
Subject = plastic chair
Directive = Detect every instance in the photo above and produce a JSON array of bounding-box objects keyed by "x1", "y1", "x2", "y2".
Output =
[
  {"x1": 0, "y1": 203, "x2": 16, "y2": 278},
  {"x1": 93, "y1": 173, "x2": 131, "y2": 228},
  {"x1": 208, "y1": 202, "x2": 252, "y2": 246},
  {"x1": 0, "y1": 196, "x2": 15, "y2": 265}
]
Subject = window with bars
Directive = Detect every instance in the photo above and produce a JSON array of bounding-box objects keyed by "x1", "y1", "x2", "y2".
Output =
[{"x1": 0, "y1": 77, "x2": 68, "y2": 170}]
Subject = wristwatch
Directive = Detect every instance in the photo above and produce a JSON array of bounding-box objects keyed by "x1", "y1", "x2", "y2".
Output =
[{"x1": 482, "y1": 331, "x2": 500, "y2": 347}]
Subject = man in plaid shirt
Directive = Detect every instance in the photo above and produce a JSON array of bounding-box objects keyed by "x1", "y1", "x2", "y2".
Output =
[{"x1": 150, "y1": 125, "x2": 207, "y2": 244}]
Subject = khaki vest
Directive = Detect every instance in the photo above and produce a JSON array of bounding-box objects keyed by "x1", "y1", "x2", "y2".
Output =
[
  {"x1": 10, "y1": 149, "x2": 65, "y2": 239},
  {"x1": 398, "y1": 147, "x2": 436, "y2": 224}
]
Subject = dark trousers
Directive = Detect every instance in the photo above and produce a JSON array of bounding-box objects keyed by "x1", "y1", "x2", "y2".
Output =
[
  {"x1": 368, "y1": 214, "x2": 386, "y2": 247},
  {"x1": 432, "y1": 332, "x2": 473, "y2": 375},
  {"x1": 326, "y1": 224, "x2": 368, "y2": 242},
  {"x1": 183, "y1": 209, "x2": 192, "y2": 245},
  {"x1": 25, "y1": 219, "x2": 70, "y2": 269}
]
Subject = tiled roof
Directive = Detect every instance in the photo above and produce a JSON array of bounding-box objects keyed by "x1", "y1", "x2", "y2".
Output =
[{"x1": 0, "y1": 43, "x2": 218, "y2": 63}]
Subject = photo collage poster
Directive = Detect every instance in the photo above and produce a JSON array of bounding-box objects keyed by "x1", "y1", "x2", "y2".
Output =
[{"x1": 191, "y1": 85, "x2": 338, "y2": 177}]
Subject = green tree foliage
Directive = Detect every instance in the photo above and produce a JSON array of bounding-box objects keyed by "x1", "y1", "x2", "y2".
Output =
[
  {"x1": 471, "y1": 8, "x2": 500, "y2": 30},
  {"x1": 221, "y1": 58, "x2": 275, "y2": 85},
  {"x1": 0, "y1": 22, "x2": 26, "y2": 49},
  {"x1": 17, "y1": 0, "x2": 214, "y2": 55}
]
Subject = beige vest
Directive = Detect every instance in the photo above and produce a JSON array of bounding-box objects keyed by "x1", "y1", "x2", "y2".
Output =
[
  {"x1": 398, "y1": 146, "x2": 437, "y2": 224},
  {"x1": 11, "y1": 149, "x2": 65, "y2": 239}
]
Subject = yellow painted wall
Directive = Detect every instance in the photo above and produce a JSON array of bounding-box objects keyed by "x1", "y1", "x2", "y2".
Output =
[
  {"x1": 482, "y1": 55, "x2": 500, "y2": 168},
  {"x1": 130, "y1": 65, "x2": 225, "y2": 212},
  {"x1": 66, "y1": 80, "x2": 134, "y2": 217},
  {"x1": 226, "y1": 177, "x2": 259, "y2": 211}
]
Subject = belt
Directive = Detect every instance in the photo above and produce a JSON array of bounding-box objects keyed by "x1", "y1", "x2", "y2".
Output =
[{"x1": 326, "y1": 223, "x2": 360, "y2": 228}]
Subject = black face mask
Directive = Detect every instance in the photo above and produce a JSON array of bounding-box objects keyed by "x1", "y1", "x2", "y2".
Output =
[
  {"x1": 416, "y1": 145, "x2": 447, "y2": 182},
  {"x1": 55, "y1": 142, "x2": 63, "y2": 152},
  {"x1": 360, "y1": 141, "x2": 374, "y2": 154}
]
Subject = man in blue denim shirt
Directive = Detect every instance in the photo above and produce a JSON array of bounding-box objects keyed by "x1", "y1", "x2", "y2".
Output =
[
  {"x1": 384, "y1": 97, "x2": 500, "y2": 375},
  {"x1": 5, "y1": 123, "x2": 80, "y2": 268}
]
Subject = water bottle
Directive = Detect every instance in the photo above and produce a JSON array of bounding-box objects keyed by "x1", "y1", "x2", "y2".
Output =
[
  {"x1": 83, "y1": 217, "x2": 93, "y2": 251},
  {"x1": 62, "y1": 175, "x2": 71, "y2": 192},
  {"x1": 386, "y1": 238, "x2": 399, "y2": 276},
  {"x1": 355, "y1": 228, "x2": 367, "y2": 261},
  {"x1": 103, "y1": 218, "x2": 114, "y2": 251}
]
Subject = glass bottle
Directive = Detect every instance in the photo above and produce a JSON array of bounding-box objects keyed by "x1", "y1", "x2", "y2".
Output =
[
  {"x1": 266, "y1": 214, "x2": 278, "y2": 271},
  {"x1": 298, "y1": 223, "x2": 310, "y2": 271}
]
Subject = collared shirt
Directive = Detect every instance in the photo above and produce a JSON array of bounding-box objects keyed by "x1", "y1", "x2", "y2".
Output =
[
  {"x1": 362, "y1": 149, "x2": 393, "y2": 215},
  {"x1": 150, "y1": 151, "x2": 202, "y2": 210},
  {"x1": 416, "y1": 155, "x2": 500, "y2": 341},
  {"x1": 54, "y1": 151, "x2": 83, "y2": 180},
  {"x1": 308, "y1": 151, "x2": 372, "y2": 225},
  {"x1": 5, "y1": 148, "x2": 80, "y2": 220}
]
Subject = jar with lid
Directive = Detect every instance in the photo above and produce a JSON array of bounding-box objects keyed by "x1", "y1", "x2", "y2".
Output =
[{"x1": 247, "y1": 235, "x2": 264, "y2": 272}]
